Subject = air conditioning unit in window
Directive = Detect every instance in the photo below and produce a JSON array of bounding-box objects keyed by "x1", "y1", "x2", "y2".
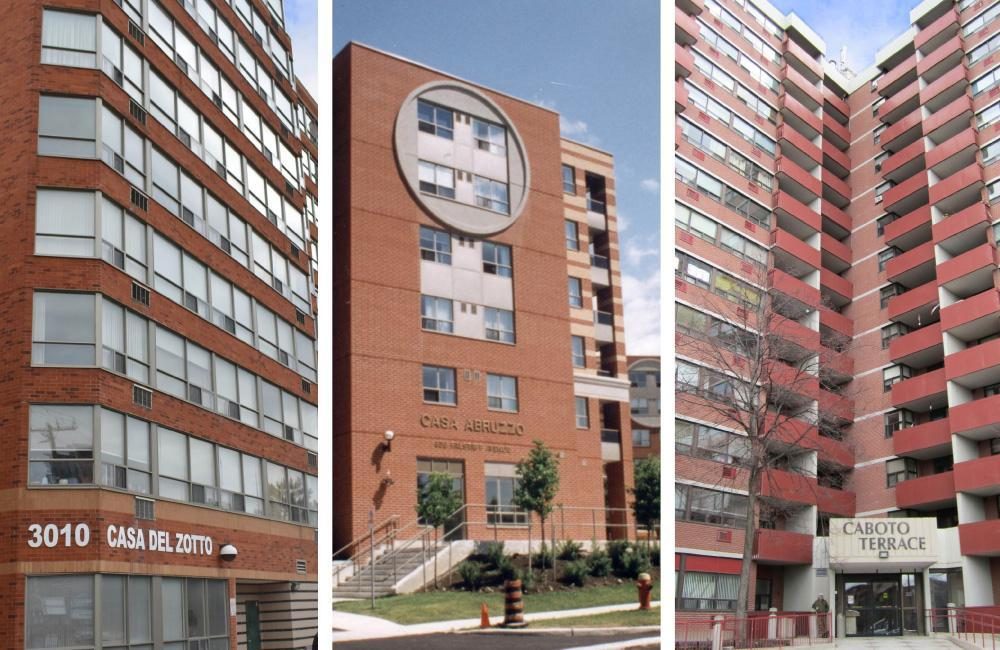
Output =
[
  {"x1": 128, "y1": 21, "x2": 145, "y2": 45},
  {"x1": 295, "y1": 310, "x2": 305, "y2": 324},
  {"x1": 296, "y1": 559, "x2": 308, "y2": 574},
  {"x1": 129, "y1": 100, "x2": 147, "y2": 125},
  {"x1": 131, "y1": 282, "x2": 150, "y2": 306},
  {"x1": 130, "y1": 187, "x2": 148, "y2": 212},
  {"x1": 135, "y1": 497, "x2": 155, "y2": 520},
  {"x1": 301, "y1": 380, "x2": 311, "y2": 394},
  {"x1": 307, "y1": 452, "x2": 317, "y2": 468},
  {"x1": 133, "y1": 385, "x2": 153, "y2": 409}
]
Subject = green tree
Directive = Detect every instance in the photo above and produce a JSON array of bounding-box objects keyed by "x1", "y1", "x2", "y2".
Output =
[
  {"x1": 514, "y1": 440, "x2": 561, "y2": 580},
  {"x1": 415, "y1": 471, "x2": 463, "y2": 589},
  {"x1": 631, "y1": 456, "x2": 661, "y2": 547}
]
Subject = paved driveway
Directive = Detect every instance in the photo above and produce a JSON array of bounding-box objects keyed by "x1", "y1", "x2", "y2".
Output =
[{"x1": 836, "y1": 637, "x2": 956, "y2": 648}]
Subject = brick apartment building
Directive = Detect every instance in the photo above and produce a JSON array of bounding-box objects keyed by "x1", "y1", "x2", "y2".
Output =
[
  {"x1": 0, "y1": 0, "x2": 319, "y2": 647},
  {"x1": 331, "y1": 43, "x2": 635, "y2": 569},
  {"x1": 629, "y1": 356, "x2": 661, "y2": 460},
  {"x1": 676, "y1": 0, "x2": 1000, "y2": 637}
]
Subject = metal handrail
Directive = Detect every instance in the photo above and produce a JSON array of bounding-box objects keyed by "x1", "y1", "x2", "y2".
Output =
[{"x1": 332, "y1": 515, "x2": 400, "y2": 560}]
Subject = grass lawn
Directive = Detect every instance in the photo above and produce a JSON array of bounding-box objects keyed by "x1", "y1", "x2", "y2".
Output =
[
  {"x1": 532, "y1": 607, "x2": 661, "y2": 628},
  {"x1": 334, "y1": 581, "x2": 663, "y2": 625}
]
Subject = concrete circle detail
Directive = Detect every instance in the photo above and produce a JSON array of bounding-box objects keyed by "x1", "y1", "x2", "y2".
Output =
[{"x1": 394, "y1": 80, "x2": 530, "y2": 236}]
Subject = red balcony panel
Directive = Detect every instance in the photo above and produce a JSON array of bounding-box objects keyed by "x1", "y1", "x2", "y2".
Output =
[
  {"x1": 929, "y1": 163, "x2": 984, "y2": 207},
  {"x1": 783, "y1": 64, "x2": 822, "y2": 108},
  {"x1": 676, "y1": 7, "x2": 699, "y2": 46},
  {"x1": 885, "y1": 240, "x2": 934, "y2": 283},
  {"x1": 774, "y1": 190, "x2": 821, "y2": 235},
  {"x1": 882, "y1": 139, "x2": 926, "y2": 180},
  {"x1": 770, "y1": 361, "x2": 820, "y2": 400},
  {"x1": 816, "y1": 435, "x2": 854, "y2": 470},
  {"x1": 921, "y1": 65, "x2": 969, "y2": 106},
  {"x1": 937, "y1": 242, "x2": 995, "y2": 288},
  {"x1": 933, "y1": 202, "x2": 991, "y2": 254},
  {"x1": 883, "y1": 172, "x2": 929, "y2": 213},
  {"x1": 771, "y1": 228, "x2": 821, "y2": 269},
  {"x1": 889, "y1": 322, "x2": 943, "y2": 366},
  {"x1": 955, "y1": 454, "x2": 1000, "y2": 496},
  {"x1": 821, "y1": 349, "x2": 854, "y2": 381},
  {"x1": 880, "y1": 52, "x2": 917, "y2": 94},
  {"x1": 895, "y1": 471, "x2": 956, "y2": 509},
  {"x1": 767, "y1": 413, "x2": 820, "y2": 451},
  {"x1": 945, "y1": 337, "x2": 1000, "y2": 386},
  {"x1": 821, "y1": 200, "x2": 851, "y2": 237},
  {"x1": 819, "y1": 388, "x2": 853, "y2": 422},
  {"x1": 882, "y1": 109, "x2": 923, "y2": 152},
  {"x1": 885, "y1": 205, "x2": 931, "y2": 247},
  {"x1": 821, "y1": 267, "x2": 852, "y2": 301},
  {"x1": 778, "y1": 124, "x2": 822, "y2": 166},
  {"x1": 819, "y1": 307, "x2": 853, "y2": 338},
  {"x1": 676, "y1": 79, "x2": 689, "y2": 114},
  {"x1": 823, "y1": 139, "x2": 851, "y2": 177},
  {"x1": 959, "y1": 520, "x2": 1000, "y2": 557},
  {"x1": 780, "y1": 91, "x2": 823, "y2": 138},
  {"x1": 940, "y1": 288, "x2": 1000, "y2": 340},
  {"x1": 822, "y1": 171, "x2": 851, "y2": 205},
  {"x1": 776, "y1": 156, "x2": 822, "y2": 197},
  {"x1": 771, "y1": 316, "x2": 821, "y2": 352},
  {"x1": 891, "y1": 367, "x2": 946, "y2": 410},
  {"x1": 784, "y1": 37, "x2": 823, "y2": 80},
  {"x1": 755, "y1": 529, "x2": 814, "y2": 565},
  {"x1": 677, "y1": 0, "x2": 703, "y2": 15},
  {"x1": 888, "y1": 280, "x2": 938, "y2": 322},
  {"x1": 677, "y1": 43, "x2": 694, "y2": 78},
  {"x1": 823, "y1": 88, "x2": 849, "y2": 124},
  {"x1": 917, "y1": 35, "x2": 965, "y2": 82},
  {"x1": 823, "y1": 112, "x2": 850, "y2": 149},
  {"x1": 926, "y1": 127, "x2": 978, "y2": 172},
  {"x1": 880, "y1": 79, "x2": 920, "y2": 119},
  {"x1": 769, "y1": 268, "x2": 821, "y2": 309},
  {"x1": 951, "y1": 393, "x2": 1000, "y2": 439},
  {"x1": 761, "y1": 468, "x2": 818, "y2": 506},
  {"x1": 816, "y1": 485, "x2": 856, "y2": 517},
  {"x1": 893, "y1": 418, "x2": 952, "y2": 459},
  {"x1": 924, "y1": 95, "x2": 973, "y2": 141},
  {"x1": 914, "y1": 6, "x2": 959, "y2": 54},
  {"x1": 821, "y1": 232, "x2": 851, "y2": 266}
]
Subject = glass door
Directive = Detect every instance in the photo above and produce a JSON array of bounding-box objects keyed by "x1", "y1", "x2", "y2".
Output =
[{"x1": 844, "y1": 576, "x2": 902, "y2": 636}]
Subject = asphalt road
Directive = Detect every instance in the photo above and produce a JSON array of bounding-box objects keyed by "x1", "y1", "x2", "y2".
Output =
[{"x1": 332, "y1": 631, "x2": 661, "y2": 649}]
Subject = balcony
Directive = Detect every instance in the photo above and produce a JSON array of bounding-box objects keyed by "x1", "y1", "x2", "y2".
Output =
[
  {"x1": 778, "y1": 124, "x2": 822, "y2": 169},
  {"x1": 821, "y1": 200, "x2": 851, "y2": 240},
  {"x1": 879, "y1": 52, "x2": 918, "y2": 98},
  {"x1": 882, "y1": 139, "x2": 926, "y2": 184},
  {"x1": 891, "y1": 367, "x2": 947, "y2": 411},
  {"x1": 937, "y1": 242, "x2": 995, "y2": 298},
  {"x1": 820, "y1": 348, "x2": 854, "y2": 386},
  {"x1": 767, "y1": 413, "x2": 820, "y2": 452},
  {"x1": 823, "y1": 113, "x2": 850, "y2": 152},
  {"x1": 776, "y1": 156, "x2": 821, "y2": 204},
  {"x1": 934, "y1": 202, "x2": 991, "y2": 256},
  {"x1": 769, "y1": 268, "x2": 821, "y2": 317},
  {"x1": 676, "y1": 7, "x2": 699, "y2": 46},
  {"x1": 784, "y1": 37, "x2": 823, "y2": 82},
  {"x1": 821, "y1": 231, "x2": 851, "y2": 269},
  {"x1": 940, "y1": 287, "x2": 1000, "y2": 342},
  {"x1": 819, "y1": 307, "x2": 853, "y2": 339},
  {"x1": 769, "y1": 316, "x2": 821, "y2": 358},
  {"x1": 755, "y1": 529, "x2": 814, "y2": 565},
  {"x1": 881, "y1": 109, "x2": 924, "y2": 154},
  {"x1": 888, "y1": 280, "x2": 938, "y2": 328},
  {"x1": 820, "y1": 268, "x2": 852, "y2": 308},
  {"x1": 774, "y1": 190, "x2": 821, "y2": 241},
  {"x1": 955, "y1": 454, "x2": 1000, "y2": 496},
  {"x1": 926, "y1": 128, "x2": 978, "y2": 179},
  {"x1": 895, "y1": 471, "x2": 956, "y2": 510},
  {"x1": 594, "y1": 311, "x2": 614, "y2": 342},
  {"x1": 822, "y1": 139, "x2": 850, "y2": 178},
  {"x1": 930, "y1": 163, "x2": 984, "y2": 216},
  {"x1": 676, "y1": 79, "x2": 689, "y2": 114},
  {"x1": 917, "y1": 35, "x2": 965, "y2": 84},
  {"x1": 882, "y1": 172, "x2": 929, "y2": 217},
  {"x1": 760, "y1": 469, "x2": 818, "y2": 507},
  {"x1": 590, "y1": 255, "x2": 610, "y2": 287},
  {"x1": 770, "y1": 360, "x2": 820, "y2": 405},
  {"x1": 780, "y1": 91, "x2": 823, "y2": 140},
  {"x1": 885, "y1": 205, "x2": 932, "y2": 251},
  {"x1": 879, "y1": 79, "x2": 920, "y2": 124},
  {"x1": 823, "y1": 88, "x2": 850, "y2": 126},
  {"x1": 816, "y1": 484, "x2": 856, "y2": 516},
  {"x1": 921, "y1": 65, "x2": 969, "y2": 113},
  {"x1": 946, "y1": 337, "x2": 1000, "y2": 390},
  {"x1": 889, "y1": 322, "x2": 944, "y2": 369},
  {"x1": 914, "y1": 6, "x2": 959, "y2": 55},
  {"x1": 676, "y1": 0, "x2": 703, "y2": 15},
  {"x1": 782, "y1": 64, "x2": 822, "y2": 110},
  {"x1": 924, "y1": 94, "x2": 974, "y2": 145},
  {"x1": 817, "y1": 432, "x2": 854, "y2": 466},
  {"x1": 893, "y1": 418, "x2": 952, "y2": 460},
  {"x1": 771, "y1": 228, "x2": 820, "y2": 275},
  {"x1": 819, "y1": 388, "x2": 853, "y2": 423},
  {"x1": 951, "y1": 393, "x2": 1000, "y2": 440},
  {"x1": 959, "y1": 520, "x2": 1000, "y2": 557},
  {"x1": 676, "y1": 43, "x2": 694, "y2": 78},
  {"x1": 885, "y1": 240, "x2": 935, "y2": 288},
  {"x1": 822, "y1": 171, "x2": 851, "y2": 208}
]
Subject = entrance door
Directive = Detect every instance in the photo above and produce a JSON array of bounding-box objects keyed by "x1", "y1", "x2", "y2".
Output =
[
  {"x1": 246, "y1": 600, "x2": 262, "y2": 650},
  {"x1": 843, "y1": 576, "x2": 902, "y2": 636},
  {"x1": 416, "y1": 459, "x2": 466, "y2": 541}
]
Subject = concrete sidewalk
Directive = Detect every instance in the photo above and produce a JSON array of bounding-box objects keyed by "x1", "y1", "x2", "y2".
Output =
[{"x1": 331, "y1": 600, "x2": 662, "y2": 642}]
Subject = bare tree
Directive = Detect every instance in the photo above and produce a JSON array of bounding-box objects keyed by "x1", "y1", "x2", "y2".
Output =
[{"x1": 675, "y1": 262, "x2": 862, "y2": 628}]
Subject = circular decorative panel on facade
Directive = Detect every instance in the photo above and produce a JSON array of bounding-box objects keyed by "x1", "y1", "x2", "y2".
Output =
[{"x1": 394, "y1": 80, "x2": 530, "y2": 236}]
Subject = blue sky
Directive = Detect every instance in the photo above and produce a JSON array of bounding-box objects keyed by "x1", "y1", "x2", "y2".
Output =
[
  {"x1": 767, "y1": 0, "x2": 913, "y2": 73},
  {"x1": 333, "y1": 0, "x2": 661, "y2": 355},
  {"x1": 285, "y1": 0, "x2": 318, "y2": 94}
]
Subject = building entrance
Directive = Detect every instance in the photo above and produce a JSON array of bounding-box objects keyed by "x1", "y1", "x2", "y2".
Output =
[{"x1": 842, "y1": 575, "x2": 903, "y2": 636}]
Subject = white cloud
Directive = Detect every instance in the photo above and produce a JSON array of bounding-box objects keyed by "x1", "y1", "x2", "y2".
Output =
[
  {"x1": 623, "y1": 239, "x2": 659, "y2": 267},
  {"x1": 639, "y1": 178, "x2": 659, "y2": 193},
  {"x1": 560, "y1": 118, "x2": 590, "y2": 137},
  {"x1": 622, "y1": 269, "x2": 661, "y2": 356},
  {"x1": 617, "y1": 211, "x2": 630, "y2": 233},
  {"x1": 284, "y1": 0, "x2": 318, "y2": 95}
]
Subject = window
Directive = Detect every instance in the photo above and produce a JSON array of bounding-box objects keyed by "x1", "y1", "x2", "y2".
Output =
[
  {"x1": 568, "y1": 277, "x2": 583, "y2": 308},
  {"x1": 675, "y1": 419, "x2": 748, "y2": 465},
  {"x1": 423, "y1": 365, "x2": 456, "y2": 404},
  {"x1": 571, "y1": 335, "x2": 586, "y2": 368},
  {"x1": 885, "y1": 410, "x2": 913, "y2": 438},
  {"x1": 881, "y1": 323, "x2": 910, "y2": 349},
  {"x1": 676, "y1": 482, "x2": 748, "y2": 528},
  {"x1": 38, "y1": 95, "x2": 96, "y2": 157},
  {"x1": 41, "y1": 10, "x2": 97, "y2": 68},
  {"x1": 162, "y1": 578, "x2": 229, "y2": 645},
  {"x1": 101, "y1": 299, "x2": 150, "y2": 382},
  {"x1": 878, "y1": 248, "x2": 898, "y2": 271},
  {"x1": 29, "y1": 404, "x2": 94, "y2": 485},
  {"x1": 99, "y1": 409, "x2": 151, "y2": 494},
  {"x1": 99, "y1": 575, "x2": 153, "y2": 647},
  {"x1": 874, "y1": 124, "x2": 887, "y2": 145},
  {"x1": 25, "y1": 575, "x2": 95, "y2": 647},
  {"x1": 883, "y1": 365, "x2": 912, "y2": 391},
  {"x1": 881, "y1": 283, "x2": 903, "y2": 308},
  {"x1": 564, "y1": 220, "x2": 581, "y2": 251},
  {"x1": 474, "y1": 176, "x2": 510, "y2": 213},
  {"x1": 266, "y1": 463, "x2": 310, "y2": 522},
  {"x1": 562, "y1": 164, "x2": 575, "y2": 194},
  {"x1": 421, "y1": 295, "x2": 454, "y2": 333},
  {"x1": 575, "y1": 396, "x2": 589, "y2": 428},
  {"x1": 417, "y1": 100, "x2": 454, "y2": 139},
  {"x1": 485, "y1": 307, "x2": 515, "y2": 343},
  {"x1": 35, "y1": 189, "x2": 96, "y2": 257},
  {"x1": 887, "y1": 457, "x2": 917, "y2": 487},
  {"x1": 676, "y1": 157, "x2": 723, "y2": 200},
  {"x1": 678, "y1": 571, "x2": 739, "y2": 611},
  {"x1": 990, "y1": 179, "x2": 1000, "y2": 204},
  {"x1": 482, "y1": 242, "x2": 513, "y2": 277},
  {"x1": 418, "y1": 161, "x2": 456, "y2": 199},
  {"x1": 473, "y1": 118, "x2": 506, "y2": 154},
  {"x1": 631, "y1": 398, "x2": 649, "y2": 416},
  {"x1": 101, "y1": 198, "x2": 148, "y2": 281},
  {"x1": 32, "y1": 292, "x2": 96, "y2": 365},
  {"x1": 487, "y1": 374, "x2": 518, "y2": 411},
  {"x1": 416, "y1": 459, "x2": 465, "y2": 525},
  {"x1": 876, "y1": 214, "x2": 897, "y2": 236},
  {"x1": 485, "y1": 462, "x2": 528, "y2": 525},
  {"x1": 420, "y1": 226, "x2": 452, "y2": 264},
  {"x1": 633, "y1": 429, "x2": 651, "y2": 447},
  {"x1": 873, "y1": 96, "x2": 886, "y2": 116},
  {"x1": 983, "y1": 139, "x2": 1000, "y2": 166}
]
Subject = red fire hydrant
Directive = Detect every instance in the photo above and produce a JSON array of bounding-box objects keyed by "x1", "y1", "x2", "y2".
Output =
[{"x1": 636, "y1": 572, "x2": 653, "y2": 610}]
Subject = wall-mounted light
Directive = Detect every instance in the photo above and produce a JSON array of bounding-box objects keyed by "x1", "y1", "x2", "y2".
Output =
[
  {"x1": 220, "y1": 543, "x2": 238, "y2": 562},
  {"x1": 382, "y1": 430, "x2": 395, "y2": 452}
]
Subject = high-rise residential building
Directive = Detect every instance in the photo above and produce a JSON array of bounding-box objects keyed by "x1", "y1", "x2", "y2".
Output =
[
  {"x1": 0, "y1": 0, "x2": 319, "y2": 646},
  {"x1": 629, "y1": 356, "x2": 662, "y2": 459},
  {"x1": 675, "y1": 0, "x2": 1000, "y2": 636},
  {"x1": 331, "y1": 43, "x2": 635, "y2": 595}
]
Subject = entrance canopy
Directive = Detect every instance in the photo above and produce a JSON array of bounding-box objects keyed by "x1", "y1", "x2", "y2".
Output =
[{"x1": 828, "y1": 518, "x2": 938, "y2": 571}]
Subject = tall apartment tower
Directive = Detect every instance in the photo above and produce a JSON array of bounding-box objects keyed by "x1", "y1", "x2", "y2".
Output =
[
  {"x1": 0, "y1": 0, "x2": 319, "y2": 646},
  {"x1": 629, "y1": 356, "x2": 662, "y2": 459},
  {"x1": 676, "y1": 0, "x2": 1000, "y2": 636},
  {"x1": 331, "y1": 43, "x2": 634, "y2": 583}
]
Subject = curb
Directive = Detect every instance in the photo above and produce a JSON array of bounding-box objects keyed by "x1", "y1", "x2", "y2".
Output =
[{"x1": 458, "y1": 625, "x2": 662, "y2": 636}]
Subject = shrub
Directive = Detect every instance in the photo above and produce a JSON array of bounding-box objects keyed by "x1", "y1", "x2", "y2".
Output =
[
  {"x1": 556, "y1": 539, "x2": 583, "y2": 561},
  {"x1": 587, "y1": 546, "x2": 613, "y2": 577},
  {"x1": 562, "y1": 559, "x2": 589, "y2": 587},
  {"x1": 518, "y1": 568, "x2": 536, "y2": 592},
  {"x1": 649, "y1": 542, "x2": 661, "y2": 567},
  {"x1": 607, "y1": 539, "x2": 632, "y2": 575},
  {"x1": 497, "y1": 554, "x2": 519, "y2": 581},
  {"x1": 483, "y1": 541, "x2": 506, "y2": 568},
  {"x1": 621, "y1": 546, "x2": 652, "y2": 579},
  {"x1": 458, "y1": 560, "x2": 484, "y2": 590},
  {"x1": 534, "y1": 543, "x2": 554, "y2": 569}
]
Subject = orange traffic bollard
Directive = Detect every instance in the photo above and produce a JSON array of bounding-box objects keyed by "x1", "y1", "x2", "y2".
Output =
[
  {"x1": 637, "y1": 572, "x2": 653, "y2": 610},
  {"x1": 480, "y1": 602, "x2": 491, "y2": 628}
]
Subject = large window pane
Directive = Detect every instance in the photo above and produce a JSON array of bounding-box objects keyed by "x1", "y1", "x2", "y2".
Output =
[
  {"x1": 35, "y1": 189, "x2": 95, "y2": 256},
  {"x1": 32, "y1": 292, "x2": 96, "y2": 365},
  {"x1": 25, "y1": 575, "x2": 95, "y2": 649},
  {"x1": 41, "y1": 10, "x2": 97, "y2": 68},
  {"x1": 38, "y1": 96, "x2": 96, "y2": 157}
]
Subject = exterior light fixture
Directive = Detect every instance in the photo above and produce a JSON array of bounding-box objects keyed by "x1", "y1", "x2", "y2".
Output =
[
  {"x1": 383, "y1": 430, "x2": 395, "y2": 452},
  {"x1": 220, "y1": 543, "x2": 238, "y2": 562}
]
